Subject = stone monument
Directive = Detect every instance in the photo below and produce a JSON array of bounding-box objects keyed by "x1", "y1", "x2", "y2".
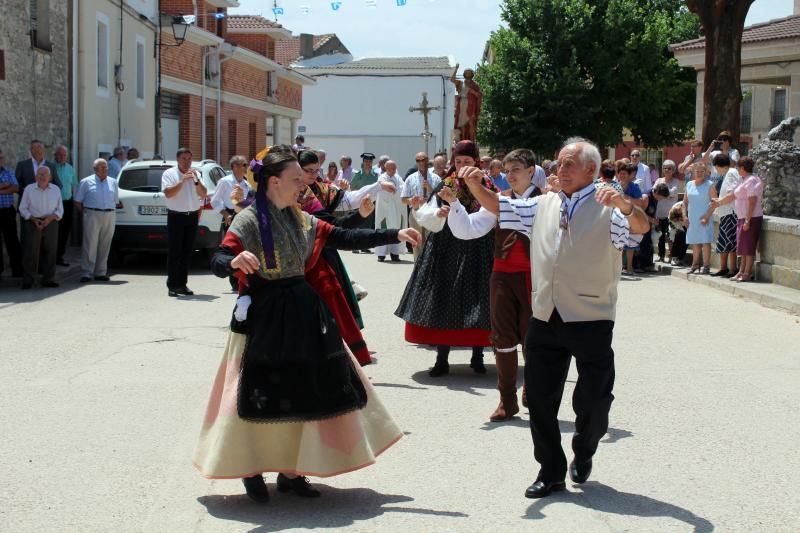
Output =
[{"x1": 752, "y1": 116, "x2": 800, "y2": 219}]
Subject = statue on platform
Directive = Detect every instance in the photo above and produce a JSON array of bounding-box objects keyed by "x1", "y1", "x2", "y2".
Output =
[{"x1": 451, "y1": 64, "x2": 482, "y2": 142}]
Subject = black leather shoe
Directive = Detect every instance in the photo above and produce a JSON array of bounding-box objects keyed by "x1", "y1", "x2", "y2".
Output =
[
  {"x1": 390, "y1": 254, "x2": 400, "y2": 262},
  {"x1": 242, "y1": 475, "x2": 270, "y2": 503},
  {"x1": 80, "y1": 276, "x2": 92, "y2": 283},
  {"x1": 94, "y1": 275, "x2": 110, "y2": 282},
  {"x1": 177, "y1": 286, "x2": 194, "y2": 295},
  {"x1": 710, "y1": 269, "x2": 729, "y2": 277},
  {"x1": 42, "y1": 281, "x2": 59, "y2": 288},
  {"x1": 56, "y1": 260, "x2": 69, "y2": 267},
  {"x1": 525, "y1": 480, "x2": 566, "y2": 498},
  {"x1": 168, "y1": 289, "x2": 179, "y2": 297},
  {"x1": 276, "y1": 473, "x2": 321, "y2": 498},
  {"x1": 470, "y1": 356, "x2": 487, "y2": 374},
  {"x1": 428, "y1": 362, "x2": 449, "y2": 377},
  {"x1": 377, "y1": 256, "x2": 386, "y2": 262},
  {"x1": 569, "y1": 458, "x2": 592, "y2": 484}
]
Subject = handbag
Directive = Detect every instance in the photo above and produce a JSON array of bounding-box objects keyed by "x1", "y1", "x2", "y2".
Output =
[{"x1": 412, "y1": 189, "x2": 446, "y2": 233}]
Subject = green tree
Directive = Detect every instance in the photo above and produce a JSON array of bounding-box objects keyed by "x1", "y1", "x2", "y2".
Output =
[{"x1": 477, "y1": 0, "x2": 700, "y2": 155}]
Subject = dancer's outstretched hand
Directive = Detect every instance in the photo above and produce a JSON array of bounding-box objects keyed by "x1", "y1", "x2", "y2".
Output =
[
  {"x1": 438, "y1": 186, "x2": 456, "y2": 204},
  {"x1": 379, "y1": 181, "x2": 396, "y2": 194},
  {"x1": 359, "y1": 197, "x2": 375, "y2": 217},
  {"x1": 231, "y1": 251, "x2": 260, "y2": 274},
  {"x1": 398, "y1": 228, "x2": 422, "y2": 247}
]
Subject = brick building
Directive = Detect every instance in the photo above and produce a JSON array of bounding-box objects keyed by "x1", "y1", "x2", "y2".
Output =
[{"x1": 158, "y1": 3, "x2": 313, "y2": 163}]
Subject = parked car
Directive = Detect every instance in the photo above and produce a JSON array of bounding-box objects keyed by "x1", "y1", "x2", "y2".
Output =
[{"x1": 112, "y1": 159, "x2": 226, "y2": 260}]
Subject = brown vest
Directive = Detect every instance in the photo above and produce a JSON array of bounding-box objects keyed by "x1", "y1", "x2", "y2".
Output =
[{"x1": 494, "y1": 187, "x2": 539, "y2": 260}]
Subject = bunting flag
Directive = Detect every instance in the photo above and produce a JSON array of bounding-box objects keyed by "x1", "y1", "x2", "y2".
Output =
[
  {"x1": 396, "y1": 0, "x2": 407, "y2": 5},
  {"x1": 331, "y1": 1, "x2": 343, "y2": 10},
  {"x1": 273, "y1": 0, "x2": 422, "y2": 15},
  {"x1": 300, "y1": 5, "x2": 311, "y2": 14},
  {"x1": 272, "y1": 7, "x2": 284, "y2": 15},
  {"x1": 365, "y1": 0, "x2": 377, "y2": 7}
]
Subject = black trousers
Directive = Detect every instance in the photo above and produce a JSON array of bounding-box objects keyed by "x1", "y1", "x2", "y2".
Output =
[
  {"x1": 671, "y1": 228, "x2": 687, "y2": 260},
  {"x1": 657, "y1": 218, "x2": 670, "y2": 259},
  {"x1": 524, "y1": 310, "x2": 615, "y2": 482},
  {"x1": 0, "y1": 206, "x2": 23, "y2": 275},
  {"x1": 57, "y1": 199, "x2": 73, "y2": 261},
  {"x1": 634, "y1": 228, "x2": 654, "y2": 268},
  {"x1": 166, "y1": 210, "x2": 198, "y2": 289}
]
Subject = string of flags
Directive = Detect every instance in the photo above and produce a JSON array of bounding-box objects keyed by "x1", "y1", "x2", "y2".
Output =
[{"x1": 272, "y1": 0, "x2": 428, "y2": 17}]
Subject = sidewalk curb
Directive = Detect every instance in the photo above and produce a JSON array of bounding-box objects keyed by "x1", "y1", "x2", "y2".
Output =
[{"x1": 654, "y1": 263, "x2": 800, "y2": 316}]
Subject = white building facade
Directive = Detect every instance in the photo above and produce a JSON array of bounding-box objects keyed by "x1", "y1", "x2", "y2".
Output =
[{"x1": 295, "y1": 57, "x2": 456, "y2": 172}]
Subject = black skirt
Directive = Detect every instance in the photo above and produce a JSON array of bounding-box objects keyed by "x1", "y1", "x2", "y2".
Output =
[
  {"x1": 394, "y1": 223, "x2": 494, "y2": 331},
  {"x1": 237, "y1": 276, "x2": 367, "y2": 423}
]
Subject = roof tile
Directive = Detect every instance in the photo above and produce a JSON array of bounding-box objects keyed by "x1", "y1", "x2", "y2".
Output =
[{"x1": 672, "y1": 13, "x2": 800, "y2": 52}]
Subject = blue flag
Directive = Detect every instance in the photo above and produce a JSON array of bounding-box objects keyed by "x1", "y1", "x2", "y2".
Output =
[
  {"x1": 396, "y1": 0, "x2": 407, "y2": 5},
  {"x1": 331, "y1": 1, "x2": 342, "y2": 10},
  {"x1": 272, "y1": 7, "x2": 284, "y2": 15}
]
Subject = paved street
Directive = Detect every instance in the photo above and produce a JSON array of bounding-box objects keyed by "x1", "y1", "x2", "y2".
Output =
[{"x1": 1, "y1": 250, "x2": 799, "y2": 532}]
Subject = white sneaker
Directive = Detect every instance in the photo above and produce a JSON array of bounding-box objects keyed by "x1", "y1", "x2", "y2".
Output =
[{"x1": 352, "y1": 281, "x2": 368, "y2": 301}]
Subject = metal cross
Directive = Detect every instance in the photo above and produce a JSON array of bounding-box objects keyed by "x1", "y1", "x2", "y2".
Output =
[{"x1": 409, "y1": 92, "x2": 441, "y2": 153}]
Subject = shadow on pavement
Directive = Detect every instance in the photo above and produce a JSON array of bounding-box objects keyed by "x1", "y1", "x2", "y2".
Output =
[
  {"x1": 480, "y1": 418, "x2": 633, "y2": 444},
  {"x1": 411, "y1": 367, "x2": 495, "y2": 396},
  {"x1": 198, "y1": 487, "x2": 468, "y2": 531},
  {"x1": 524, "y1": 481, "x2": 714, "y2": 532},
  {"x1": 371, "y1": 382, "x2": 429, "y2": 390}
]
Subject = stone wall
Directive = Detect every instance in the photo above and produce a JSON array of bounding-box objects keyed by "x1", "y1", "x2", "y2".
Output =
[
  {"x1": 0, "y1": 0, "x2": 71, "y2": 166},
  {"x1": 752, "y1": 116, "x2": 800, "y2": 219}
]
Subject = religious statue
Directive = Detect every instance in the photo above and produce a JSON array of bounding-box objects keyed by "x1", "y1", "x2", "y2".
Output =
[{"x1": 451, "y1": 64, "x2": 482, "y2": 142}]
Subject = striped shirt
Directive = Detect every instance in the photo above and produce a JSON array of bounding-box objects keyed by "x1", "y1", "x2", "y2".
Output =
[{"x1": 498, "y1": 182, "x2": 630, "y2": 250}]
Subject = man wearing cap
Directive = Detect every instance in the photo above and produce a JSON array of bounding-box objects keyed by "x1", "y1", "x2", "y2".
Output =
[{"x1": 350, "y1": 153, "x2": 380, "y2": 253}]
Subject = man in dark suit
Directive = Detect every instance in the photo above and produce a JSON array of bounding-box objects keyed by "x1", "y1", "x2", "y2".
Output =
[{"x1": 15, "y1": 139, "x2": 62, "y2": 190}]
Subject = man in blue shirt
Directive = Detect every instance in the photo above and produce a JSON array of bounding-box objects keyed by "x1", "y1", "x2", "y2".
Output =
[
  {"x1": 489, "y1": 159, "x2": 511, "y2": 191},
  {"x1": 107, "y1": 147, "x2": 127, "y2": 179},
  {"x1": 75, "y1": 158, "x2": 119, "y2": 282},
  {"x1": 0, "y1": 149, "x2": 23, "y2": 278}
]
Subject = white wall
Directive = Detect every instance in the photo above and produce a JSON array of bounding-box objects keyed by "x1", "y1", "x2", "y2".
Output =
[{"x1": 297, "y1": 73, "x2": 456, "y2": 170}]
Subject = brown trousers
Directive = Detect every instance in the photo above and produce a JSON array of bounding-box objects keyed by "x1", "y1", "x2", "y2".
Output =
[
  {"x1": 490, "y1": 271, "x2": 531, "y2": 399},
  {"x1": 22, "y1": 219, "x2": 58, "y2": 284}
]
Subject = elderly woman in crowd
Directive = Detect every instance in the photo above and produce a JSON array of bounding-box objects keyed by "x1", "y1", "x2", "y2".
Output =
[
  {"x1": 683, "y1": 162, "x2": 718, "y2": 274},
  {"x1": 596, "y1": 159, "x2": 623, "y2": 192},
  {"x1": 709, "y1": 153, "x2": 741, "y2": 277},
  {"x1": 653, "y1": 160, "x2": 680, "y2": 262},
  {"x1": 730, "y1": 156, "x2": 763, "y2": 282}
]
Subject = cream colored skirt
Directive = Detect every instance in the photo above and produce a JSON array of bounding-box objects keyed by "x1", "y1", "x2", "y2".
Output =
[{"x1": 193, "y1": 332, "x2": 402, "y2": 479}]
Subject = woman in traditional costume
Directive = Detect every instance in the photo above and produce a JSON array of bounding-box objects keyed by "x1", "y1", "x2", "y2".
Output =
[
  {"x1": 394, "y1": 140, "x2": 497, "y2": 377},
  {"x1": 193, "y1": 149, "x2": 420, "y2": 503}
]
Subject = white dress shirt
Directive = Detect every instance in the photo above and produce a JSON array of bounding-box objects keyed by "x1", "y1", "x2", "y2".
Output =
[
  {"x1": 335, "y1": 181, "x2": 383, "y2": 212},
  {"x1": 211, "y1": 175, "x2": 250, "y2": 211},
  {"x1": 499, "y1": 183, "x2": 630, "y2": 250},
  {"x1": 402, "y1": 170, "x2": 441, "y2": 198},
  {"x1": 635, "y1": 162, "x2": 653, "y2": 193},
  {"x1": 19, "y1": 183, "x2": 63, "y2": 220},
  {"x1": 533, "y1": 165, "x2": 547, "y2": 191},
  {"x1": 449, "y1": 184, "x2": 538, "y2": 240},
  {"x1": 161, "y1": 167, "x2": 202, "y2": 212},
  {"x1": 75, "y1": 174, "x2": 119, "y2": 209}
]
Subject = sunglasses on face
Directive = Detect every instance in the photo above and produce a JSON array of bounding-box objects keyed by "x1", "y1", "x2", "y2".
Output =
[{"x1": 416, "y1": 159, "x2": 428, "y2": 163}]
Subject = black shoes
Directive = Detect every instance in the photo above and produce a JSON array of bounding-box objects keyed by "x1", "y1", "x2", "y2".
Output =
[
  {"x1": 377, "y1": 256, "x2": 386, "y2": 262},
  {"x1": 470, "y1": 355, "x2": 487, "y2": 374},
  {"x1": 525, "y1": 480, "x2": 566, "y2": 499},
  {"x1": 80, "y1": 276, "x2": 92, "y2": 283},
  {"x1": 42, "y1": 281, "x2": 59, "y2": 288},
  {"x1": 710, "y1": 269, "x2": 730, "y2": 277},
  {"x1": 390, "y1": 254, "x2": 400, "y2": 262},
  {"x1": 242, "y1": 475, "x2": 270, "y2": 503},
  {"x1": 56, "y1": 260, "x2": 69, "y2": 267},
  {"x1": 168, "y1": 289, "x2": 179, "y2": 297},
  {"x1": 569, "y1": 458, "x2": 592, "y2": 484},
  {"x1": 94, "y1": 275, "x2": 110, "y2": 282},
  {"x1": 360, "y1": 249, "x2": 372, "y2": 254},
  {"x1": 276, "y1": 473, "x2": 321, "y2": 497},
  {"x1": 176, "y1": 286, "x2": 194, "y2": 295},
  {"x1": 428, "y1": 361, "x2": 449, "y2": 377}
]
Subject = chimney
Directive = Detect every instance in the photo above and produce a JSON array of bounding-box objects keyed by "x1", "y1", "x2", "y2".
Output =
[{"x1": 299, "y1": 33, "x2": 314, "y2": 59}]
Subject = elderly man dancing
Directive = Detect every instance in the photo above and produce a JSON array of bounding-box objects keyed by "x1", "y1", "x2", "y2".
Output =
[{"x1": 465, "y1": 138, "x2": 649, "y2": 498}]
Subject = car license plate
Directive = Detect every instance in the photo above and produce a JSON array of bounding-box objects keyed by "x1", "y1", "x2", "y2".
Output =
[{"x1": 139, "y1": 205, "x2": 167, "y2": 215}]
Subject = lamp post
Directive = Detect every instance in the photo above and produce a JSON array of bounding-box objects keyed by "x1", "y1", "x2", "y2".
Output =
[{"x1": 154, "y1": 13, "x2": 191, "y2": 157}]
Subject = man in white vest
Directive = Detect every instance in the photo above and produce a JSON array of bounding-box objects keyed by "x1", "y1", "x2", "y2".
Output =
[{"x1": 465, "y1": 138, "x2": 649, "y2": 499}]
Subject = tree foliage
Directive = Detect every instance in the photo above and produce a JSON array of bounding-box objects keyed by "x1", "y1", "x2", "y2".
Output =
[{"x1": 477, "y1": 0, "x2": 700, "y2": 155}]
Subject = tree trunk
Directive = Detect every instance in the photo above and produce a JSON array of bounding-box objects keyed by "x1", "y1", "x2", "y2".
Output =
[{"x1": 686, "y1": 0, "x2": 754, "y2": 147}]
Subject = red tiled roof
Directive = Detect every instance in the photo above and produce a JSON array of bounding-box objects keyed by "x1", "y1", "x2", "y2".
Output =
[
  {"x1": 226, "y1": 14, "x2": 284, "y2": 31},
  {"x1": 672, "y1": 13, "x2": 800, "y2": 52},
  {"x1": 275, "y1": 34, "x2": 337, "y2": 66}
]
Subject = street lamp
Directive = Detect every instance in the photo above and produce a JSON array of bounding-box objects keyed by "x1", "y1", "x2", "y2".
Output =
[{"x1": 170, "y1": 16, "x2": 190, "y2": 45}]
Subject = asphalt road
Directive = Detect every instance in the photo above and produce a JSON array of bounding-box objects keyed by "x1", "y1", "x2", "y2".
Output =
[{"x1": 1, "y1": 250, "x2": 798, "y2": 532}]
